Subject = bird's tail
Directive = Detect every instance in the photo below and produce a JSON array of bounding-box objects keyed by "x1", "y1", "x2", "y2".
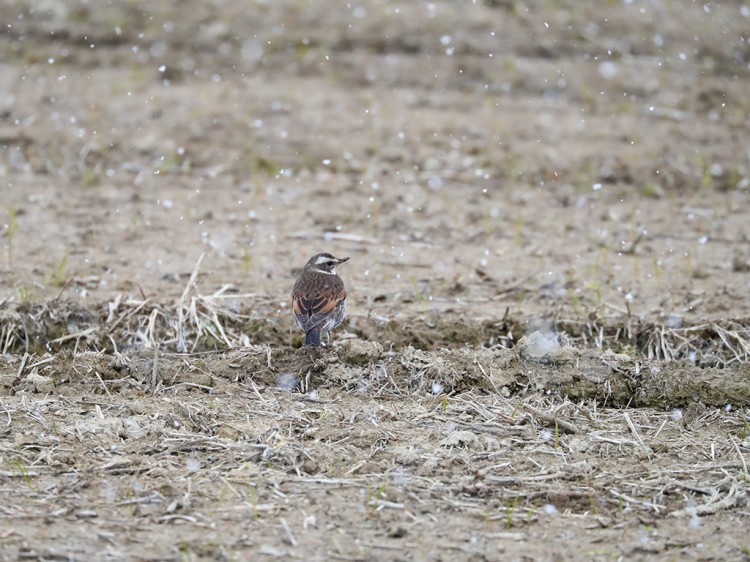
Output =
[{"x1": 304, "y1": 328, "x2": 322, "y2": 346}]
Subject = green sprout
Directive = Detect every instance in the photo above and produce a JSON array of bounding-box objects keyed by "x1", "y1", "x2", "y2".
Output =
[
  {"x1": 410, "y1": 275, "x2": 434, "y2": 327},
  {"x1": 49, "y1": 254, "x2": 68, "y2": 287},
  {"x1": 505, "y1": 497, "x2": 519, "y2": 529}
]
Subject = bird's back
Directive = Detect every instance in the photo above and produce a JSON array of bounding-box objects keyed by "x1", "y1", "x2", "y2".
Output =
[{"x1": 292, "y1": 269, "x2": 346, "y2": 332}]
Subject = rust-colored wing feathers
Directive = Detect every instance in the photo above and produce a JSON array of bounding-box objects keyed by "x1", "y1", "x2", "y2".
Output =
[{"x1": 291, "y1": 273, "x2": 346, "y2": 333}]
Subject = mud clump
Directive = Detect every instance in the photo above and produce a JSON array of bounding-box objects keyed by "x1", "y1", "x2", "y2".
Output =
[
  {"x1": 24, "y1": 371, "x2": 55, "y2": 393},
  {"x1": 636, "y1": 360, "x2": 750, "y2": 409},
  {"x1": 337, "y1": 339, "x2": 384, "y2": 365},
  {"x1": 517, "y1": 331, "x2": 578, "y2": 365},
  {"x1": 3, "y1": 342, "x2": 749, "y2": 408},
  {"x1": 395, "y1": 345, "x2": 517, "y2": 393}
]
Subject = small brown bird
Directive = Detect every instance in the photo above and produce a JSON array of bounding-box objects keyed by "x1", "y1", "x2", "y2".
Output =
[{"x1": 291, "y1": 253, "x2": 349, "y2": 346}]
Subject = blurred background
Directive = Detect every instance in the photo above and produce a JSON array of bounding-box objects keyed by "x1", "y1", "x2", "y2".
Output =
[{"x1": 1, "y1": 0, "x2": 749, "y2": 345}]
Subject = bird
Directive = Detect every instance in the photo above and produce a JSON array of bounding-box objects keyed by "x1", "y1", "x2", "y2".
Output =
[{"x1": 291, "y1": 253, "x2": 349, "y2": 346}]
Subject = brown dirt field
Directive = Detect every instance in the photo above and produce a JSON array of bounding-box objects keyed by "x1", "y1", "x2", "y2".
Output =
[{"x1": 1, "y1": 1, "x2": 749, "y2": 560}]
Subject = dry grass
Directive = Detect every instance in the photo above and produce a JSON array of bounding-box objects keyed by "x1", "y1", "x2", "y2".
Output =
[
  {"x1": 0, "y1": 382, "x2": 747, "y2": 560},
  {"x1": 0, "y1": 289, "x2": 749, "y2": 371},
  {"x1": 559, "y1": 316, "x2": 750, "y2": 368}
]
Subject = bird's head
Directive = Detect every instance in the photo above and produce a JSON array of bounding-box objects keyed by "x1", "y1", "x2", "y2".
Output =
[{"x1": 305, "y1": 253, "x2": 349, "y2": 274}]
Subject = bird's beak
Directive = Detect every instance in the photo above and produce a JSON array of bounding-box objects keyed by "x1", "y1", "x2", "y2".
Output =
[{"x1": 337, "y1": 257, "x2": 350, "y2": 264}]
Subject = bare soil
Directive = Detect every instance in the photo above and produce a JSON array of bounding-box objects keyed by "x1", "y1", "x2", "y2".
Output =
[{"x1": 1, "y1": 1, "x2": 749, "y2": 560}]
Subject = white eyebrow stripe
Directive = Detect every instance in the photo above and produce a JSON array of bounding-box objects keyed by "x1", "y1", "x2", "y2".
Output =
[{"x1": 315, "y1": 255, "x2": 332, "y2": 265}]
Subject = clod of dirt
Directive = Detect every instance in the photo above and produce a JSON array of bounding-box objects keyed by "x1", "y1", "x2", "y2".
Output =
[
  {"x1": 0, "y1": 372, "x2": 15, "y2": 389},
  {"x1": 517, "y1": 331, "x2": 577, "y2": 364},
  {"x1": 25, "y1": 371, "x2": 54, "y2": 393},
  {"x1": 566, "y1": 437, "x2": 591, "y2": 454},
  {"x1": 682, "y1": 402, "x2": 708, "y2": 429},
  {"x1": 75, "y1": 418, "x2": 128, "y2": 440},
  {"x1": 440, "y1": 430, "x2": 482, "y2": 449},
  {"x1": 216, "y1": 424, "x2": 244, "y2": 441},
  {"x1": 397, "y1": 345, "x2": 517, "y2": 392},
  {"x1": 337, "y1": 339, "x2": 384, "y2": 365},
  {"x1": 603, "y1": 349, "x2": 631, "y2": 363},
  {"x1": 731, "y1": 253, "x2": 750, "y2": 272},
  {"x1": 318, "y1": 363, "x2": 367, "y2": 387},
  {"x1": 636, "y1": 361, "x2": 750, "y2": 409}
]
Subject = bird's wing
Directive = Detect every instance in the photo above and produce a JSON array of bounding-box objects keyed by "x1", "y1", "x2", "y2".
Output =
[{"x1": 292, "y1": 277, "x2": 346, "y2": 332}]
